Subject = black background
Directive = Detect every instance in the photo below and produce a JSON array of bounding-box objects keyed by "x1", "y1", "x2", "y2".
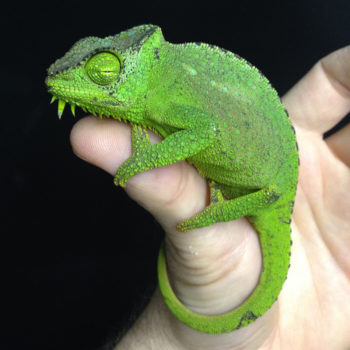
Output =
[{"x1": 2, "y1": 1, "x2": 349, "y2": 349}]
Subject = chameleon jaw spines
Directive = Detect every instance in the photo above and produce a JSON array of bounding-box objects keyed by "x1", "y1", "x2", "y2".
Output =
[
  {"x1": 50, "y1": 95, "x2": 77, "y2": 120},
  {"x1": 49, "y1": 93, "x2": 130, "y2": 123},
  {"x1": 58, "y1": 99, "x2": 67, "y2": 119}
]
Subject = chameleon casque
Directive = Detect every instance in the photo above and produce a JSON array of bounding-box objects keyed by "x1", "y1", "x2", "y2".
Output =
[{"x1": 46, "y1": 25, "x2": 299, "y2": 334}]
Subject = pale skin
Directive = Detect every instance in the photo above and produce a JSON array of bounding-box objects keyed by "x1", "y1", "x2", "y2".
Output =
[{"x1": 70, "y1": 46, "x2": 350, "y2": 349}]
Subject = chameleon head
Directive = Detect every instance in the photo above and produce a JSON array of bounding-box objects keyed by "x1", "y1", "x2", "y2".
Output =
[
  {"x1": 45, "y1": 51, "x2": 124, "y2": 119},
  {"x1": 45, "y1": 25, "x2": 163, "y2": 122}
]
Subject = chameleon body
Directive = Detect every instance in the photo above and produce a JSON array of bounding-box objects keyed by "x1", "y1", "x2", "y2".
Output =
[{"x1": 46, "y1": 25, "x2": 299, "y2": 333}]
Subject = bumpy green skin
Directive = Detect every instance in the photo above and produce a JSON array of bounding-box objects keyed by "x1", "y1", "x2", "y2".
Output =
[{"x1": 46, "y1": 25, "x2": 299, "y2": 333}]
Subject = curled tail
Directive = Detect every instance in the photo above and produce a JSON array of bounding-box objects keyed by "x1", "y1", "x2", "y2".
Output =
[{"x1": 157, "y1": 208, "x2": 292, "y2": 334}]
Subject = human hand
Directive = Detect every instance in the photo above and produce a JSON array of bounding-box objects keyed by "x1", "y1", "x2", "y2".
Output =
[{"x1": 70, "y1": 46, "x2": 350, "y2": 349}]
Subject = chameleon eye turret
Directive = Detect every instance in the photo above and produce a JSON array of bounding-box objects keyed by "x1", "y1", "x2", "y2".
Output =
[{"x1": 85, "y1": 52, "x2": 121, "y2": 85}]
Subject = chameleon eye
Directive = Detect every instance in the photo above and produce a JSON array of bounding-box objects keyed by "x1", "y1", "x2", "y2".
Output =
[{"x1": 85, "y1": 52, "x2": 121, "y2": 85}]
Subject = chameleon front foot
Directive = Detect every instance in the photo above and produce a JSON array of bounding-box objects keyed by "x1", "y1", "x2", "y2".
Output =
[
  {"x1": 113, "y1": 164, "x2": 131, "y2": 187},
  {"x1": 114, "y1": 176, "x2": 127, "y2": 187},
  {"x1": 114, "y1": 172, "x2": 129, "y2": 187},
  {"x1": 114, "y1": 125, "x2": 153, "y2": 187},
  {"x1": 114, "y1": 156, "x2": 141, "y2": 187}
]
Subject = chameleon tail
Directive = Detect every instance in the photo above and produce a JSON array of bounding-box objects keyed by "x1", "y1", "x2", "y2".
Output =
[{"x1": 157, "y1": 209, "x2": 292, "y2": 334}]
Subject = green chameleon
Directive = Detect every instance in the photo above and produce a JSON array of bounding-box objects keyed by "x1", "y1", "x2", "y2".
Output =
[{"x1": 46, "y1": 25, "x2": 299, "y2": 334}]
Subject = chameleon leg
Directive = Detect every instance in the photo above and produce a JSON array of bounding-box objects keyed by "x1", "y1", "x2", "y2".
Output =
[
  {"x1": 177, "y1": 184, "x2": 280, "y2": 231},
  {"x1": 130, "y1": 124, "x2": 152, "y2": 154},
  {"x1": 114, "y1": 126, "x2": 215, "y2": 187}
]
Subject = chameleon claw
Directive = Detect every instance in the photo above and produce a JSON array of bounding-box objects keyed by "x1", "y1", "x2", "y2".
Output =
[
  {"x1": 176, "y1": 222, "x2": 190, "y2": 232},
  {"x1": 113, "y1": 176, "x2": 126, "y2": 188}
]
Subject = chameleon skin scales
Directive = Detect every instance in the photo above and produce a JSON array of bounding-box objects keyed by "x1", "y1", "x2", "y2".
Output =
[{"x1": 46, "y1": 25, "x2": 299, "y2": 333}]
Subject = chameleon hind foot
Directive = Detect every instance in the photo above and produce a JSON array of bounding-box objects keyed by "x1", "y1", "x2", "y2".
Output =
[{"x1": 177, "y1": 184, "x2": 280, "y2": 231}]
